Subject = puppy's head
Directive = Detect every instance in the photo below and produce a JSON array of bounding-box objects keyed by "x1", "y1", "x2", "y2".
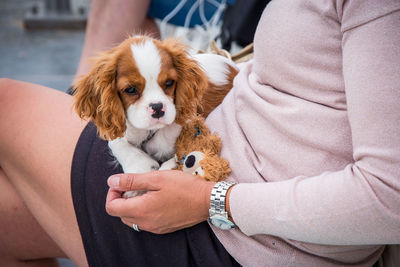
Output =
[{"x1": 73, "y1": 36, "x2": 207, "y2": 140}]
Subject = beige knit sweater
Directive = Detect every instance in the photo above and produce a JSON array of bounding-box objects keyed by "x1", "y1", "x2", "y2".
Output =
[{"x1": 206, "y1": 0, "x2": 400, "y2": 266}]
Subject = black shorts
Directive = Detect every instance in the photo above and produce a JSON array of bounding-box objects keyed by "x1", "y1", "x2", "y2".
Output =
[{"x1": 71, "y1": 122, "x2": 240, "y2": 267}]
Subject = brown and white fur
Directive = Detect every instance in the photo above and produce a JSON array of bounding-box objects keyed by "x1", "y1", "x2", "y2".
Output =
[{"x1": 73, "y1": 36, "x2": 237, "y2": 194}]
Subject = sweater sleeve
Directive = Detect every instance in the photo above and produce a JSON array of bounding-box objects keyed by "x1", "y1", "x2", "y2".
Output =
[{"x1": 229, "y1": 9, "x2": 400, "y2": 245}]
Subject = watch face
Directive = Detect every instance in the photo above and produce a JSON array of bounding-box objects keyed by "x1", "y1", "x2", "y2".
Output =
[{"x1": 210, "y1": 215, "x2": 235, "y2": 230}]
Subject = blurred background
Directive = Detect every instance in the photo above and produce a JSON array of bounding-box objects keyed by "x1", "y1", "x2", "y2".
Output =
[
  {"x1": 0, "y1": 0, "x2": 89, "y2": 92},
  {"x1": 0, "y1": 0, "x2": 262, "y2": 93}
]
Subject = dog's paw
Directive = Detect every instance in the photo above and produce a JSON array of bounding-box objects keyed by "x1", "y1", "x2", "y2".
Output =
[
  {"x1": 159, "y1": 157, "x2": 177, "y2": 170},
  {"x1": 123, "y1": 157, "x2": 160, "y2": 173}
]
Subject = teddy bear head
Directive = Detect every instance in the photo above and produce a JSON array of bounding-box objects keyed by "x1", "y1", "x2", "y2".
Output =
[{"x1": 175, "y1": 115, "x2": 231, "y2": 182}]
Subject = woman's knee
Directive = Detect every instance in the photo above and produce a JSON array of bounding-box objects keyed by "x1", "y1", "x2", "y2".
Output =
[
  {"x1": 0, "y1": 77, "x2": 14, "y2": 87},
  {"x1": 0, "y1": 78, "x2": 20, "y2": 90},
  {"x1": 0, "y1": 79, "x2": 20, "y2": 133},
  {"x1": 0, "y1": 78, "x2": 17, "y2": 98},
  {"x1": 0, "y1": 78, "x2": 28, "y2": 111},
  {"x1": 0, "y1": 79, "x2": 28, "y2": 133}
]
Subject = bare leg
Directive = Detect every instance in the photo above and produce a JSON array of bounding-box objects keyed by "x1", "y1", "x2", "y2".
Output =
[
  {"x1": 73, "y1": 0, "x2": 160, "y2": 85},
  {"x1": 0, "y1": 79, "x2": 88, "y2": 266}
]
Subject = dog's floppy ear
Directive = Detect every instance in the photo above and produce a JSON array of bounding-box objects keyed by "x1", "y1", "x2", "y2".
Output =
[
  {"x1": 73, "y1": 48, "x2": 126, "y2": 140},
  {"x1": 161, "y1": 38, "x2": 208, "y2": 125}
]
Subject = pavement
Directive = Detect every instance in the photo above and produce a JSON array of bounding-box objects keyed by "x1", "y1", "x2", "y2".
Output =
[{"x1": 0, "y1": 0, "x2": 85, "y2": 92}]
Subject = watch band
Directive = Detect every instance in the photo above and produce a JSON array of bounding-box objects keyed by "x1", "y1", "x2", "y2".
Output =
[{"x1": 209, "y1": 181, "x2": 236, "y2": 227}]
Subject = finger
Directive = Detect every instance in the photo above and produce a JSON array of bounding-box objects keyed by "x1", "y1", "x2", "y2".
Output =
[
  {"x1": 105, "y1": 188, "x2": 127, "y2": 216},
  {"x1": 105, "y1": 191, "x2": 148, "y2": 217},
  {"x1": 105, "y1": 188, "x2": 123, "y2": 204},
  {"x1": 105, "y1": 197, "x2": 131, "y2": 217},
  {"x1": 107, "y1": 172, "x2": 162, "y2": 192}
]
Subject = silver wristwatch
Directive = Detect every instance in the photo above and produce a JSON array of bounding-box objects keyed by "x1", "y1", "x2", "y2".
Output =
[{"x1": 209, "y1": 181, "x2": 236, "y2": 230}]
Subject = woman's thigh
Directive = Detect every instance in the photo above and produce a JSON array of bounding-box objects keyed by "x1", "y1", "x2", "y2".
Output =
[{"x1": 0, "y1": 79, "x2": 88, "y2": 266}]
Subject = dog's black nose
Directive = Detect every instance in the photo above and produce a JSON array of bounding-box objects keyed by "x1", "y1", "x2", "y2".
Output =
[
  {"x1": 184, "y1": 155, "x2": 196, "y2": 168},
  {"x1": 150, "y1": 102, "x2": 165, "y2": 118}
]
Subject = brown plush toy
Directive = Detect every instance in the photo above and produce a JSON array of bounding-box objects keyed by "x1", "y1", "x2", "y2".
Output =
[{"x1": 175, "y1": 115, "x2": 231, "y2": 182}]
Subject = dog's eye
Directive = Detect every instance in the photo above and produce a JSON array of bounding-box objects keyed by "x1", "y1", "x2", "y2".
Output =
[
  {"x1": 124, "y1": 86, "x2": 139, "y2": 95},
  {"x1": 165, "y1": 80, "x2": 175, "y2": 88}
]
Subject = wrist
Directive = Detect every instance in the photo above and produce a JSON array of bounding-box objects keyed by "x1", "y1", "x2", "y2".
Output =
[{"x1": 225, "y1": 184, "x2": 235, "y2": 223}]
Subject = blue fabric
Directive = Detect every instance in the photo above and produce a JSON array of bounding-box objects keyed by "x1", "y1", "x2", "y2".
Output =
[{"x1": 148, "y1": 0, "x2": 234, "y2": 27}]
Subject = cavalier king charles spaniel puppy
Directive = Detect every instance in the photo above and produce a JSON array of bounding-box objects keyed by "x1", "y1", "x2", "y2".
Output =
[{"x1": 73, "y1": 36, "x2": 237, "y2": 193}]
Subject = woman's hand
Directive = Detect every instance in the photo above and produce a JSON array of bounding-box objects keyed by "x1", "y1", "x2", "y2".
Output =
[{"x1": 105, "y1": 170, "x2": 215, "y2": 234}]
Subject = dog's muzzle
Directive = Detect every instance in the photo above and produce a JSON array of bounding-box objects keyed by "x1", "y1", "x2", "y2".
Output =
[{"x1": 150, "y1": 102, "x2": 165, "y2": 119}]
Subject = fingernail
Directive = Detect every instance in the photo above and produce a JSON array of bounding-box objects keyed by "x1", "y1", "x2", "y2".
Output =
[{"x1": 108, "y1": 176, "x2": 120, "y2": 188}]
